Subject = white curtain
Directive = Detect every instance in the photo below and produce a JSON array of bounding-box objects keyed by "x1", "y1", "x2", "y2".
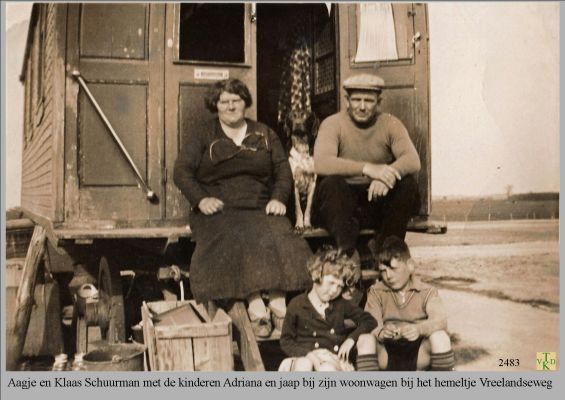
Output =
[{"x1": 354, "y1": 3, "x2": 399, "y2": 62}]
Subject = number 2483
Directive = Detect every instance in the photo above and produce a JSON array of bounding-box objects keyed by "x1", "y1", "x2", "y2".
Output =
[{"x1": 499, "y1": 359, "x2": 519, "y2": 367}]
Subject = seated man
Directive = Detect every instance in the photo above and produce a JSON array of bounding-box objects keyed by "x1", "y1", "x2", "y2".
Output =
[
  {"x1": 313, "y1": 73, "x2": 421, "y2": 259},
  {"x1": 278, "y1": 248, "x2": 378, "y2": 371},
  {"x1": 364, "y1": 236, "x2": 455, "y2": 371}
]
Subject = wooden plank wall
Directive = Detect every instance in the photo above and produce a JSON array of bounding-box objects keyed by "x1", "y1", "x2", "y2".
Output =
[{"x1": 21, "y1": 4, "x2": 57, "y2": 221}]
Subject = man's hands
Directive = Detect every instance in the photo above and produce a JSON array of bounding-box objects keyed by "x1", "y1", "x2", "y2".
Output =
[
  {"x1": 266, "y1": 199, "x2": 287, "y2": 216},
  {"x1": 363, "y1": 163, "x2": 401, "y2": 187},
  {"x1": 198, "y1": 197, "x2": 224, "y2": 215},
  {"x1": 362, "y1": 163, "x2": 401, "y2": 200},
  {"x1": 363, "y1": 163, "x2": 401, "y2": 201},
  {"x1": 368, "y1": 180, "x2": 389, "y2": 201}
]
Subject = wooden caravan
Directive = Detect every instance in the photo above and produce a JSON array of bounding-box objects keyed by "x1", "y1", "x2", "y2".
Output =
[{"x1": 15, "y1": 3, "x2": 436, "y2": 370}]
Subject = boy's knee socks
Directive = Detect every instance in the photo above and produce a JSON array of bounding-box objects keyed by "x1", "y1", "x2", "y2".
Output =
[
  {"x1": 430, "y1": 350, "x2": 455, "y2": 371},
  {"x1": 356, "y1": 354, "x2": 379, "y2": 371}
]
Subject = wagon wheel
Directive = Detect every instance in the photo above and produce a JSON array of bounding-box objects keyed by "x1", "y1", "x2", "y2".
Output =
[{"x1": 98, "y1": 256, "x2": 126, "y2": 343}]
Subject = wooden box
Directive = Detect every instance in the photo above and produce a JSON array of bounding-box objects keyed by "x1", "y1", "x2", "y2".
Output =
[{"x1": 141, "y1": 301, "x2": 233, "y2": 371}]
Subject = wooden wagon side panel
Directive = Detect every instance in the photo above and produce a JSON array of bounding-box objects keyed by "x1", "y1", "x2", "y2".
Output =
[{"x1": 21, "y1": 4, "x2": 66, "y2": 222}]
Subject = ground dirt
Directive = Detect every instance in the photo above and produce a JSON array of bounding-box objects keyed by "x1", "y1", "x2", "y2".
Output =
[{"x1": 404, "y1": 220, "x2": 559, "y2": 371}]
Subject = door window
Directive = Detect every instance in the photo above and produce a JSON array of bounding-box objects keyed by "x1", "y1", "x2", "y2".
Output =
[
  {"x1": 349, "y1": 3, "x2": 416, "y2": 66},
  {"x1": 179, "y1": 3, "x2": 245, "y2": 63}
]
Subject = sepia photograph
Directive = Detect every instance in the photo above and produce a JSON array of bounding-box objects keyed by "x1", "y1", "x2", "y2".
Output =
[{"x1": 2, "y1": 1, "x2": 559, "y2": 377}]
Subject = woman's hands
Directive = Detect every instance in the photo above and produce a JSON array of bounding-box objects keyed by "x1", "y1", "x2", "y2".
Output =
[
  {"x1": 198, "y1": 197, "x2": 224, "y2": 215},
  {"x1": 265, "y1": 199, "x2": 286, "y2": 216},
  {"x1": 199, "y1": 198, "x2": 285, "y2": 216},
  {"x1": 199, "y1": 198, "x2": 286, "y2": 216}
]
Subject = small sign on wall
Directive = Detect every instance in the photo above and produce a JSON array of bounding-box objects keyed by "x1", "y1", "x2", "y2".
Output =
[{"x1": 194, "y1": 68, "x2": 230, "y2": 80}]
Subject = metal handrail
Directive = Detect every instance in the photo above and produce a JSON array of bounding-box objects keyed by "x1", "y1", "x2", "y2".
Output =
[{"x1": 71, "y1": 70, "x2": 157, "y2": 202}]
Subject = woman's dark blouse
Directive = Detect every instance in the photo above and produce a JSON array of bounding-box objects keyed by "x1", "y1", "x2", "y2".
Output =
[{"x1": 173, "y1": 118, "x2": 292, "y2": 210}]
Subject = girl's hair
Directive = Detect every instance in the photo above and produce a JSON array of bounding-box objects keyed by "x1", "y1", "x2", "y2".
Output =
[
  {"x1": 204, "y1": 78, "x2": 253, "y2": 112},
  {"x1": 307, "y1": 247, "x2": 360, "y2": 287}
]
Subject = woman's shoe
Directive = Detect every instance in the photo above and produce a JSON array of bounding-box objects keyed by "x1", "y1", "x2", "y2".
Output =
[
  {"x1": 249, "y1": 316, "x2": 273, "y2": 338},
  {"x1": 271, "y1": 313, "x2": 285, "y2": 332}
]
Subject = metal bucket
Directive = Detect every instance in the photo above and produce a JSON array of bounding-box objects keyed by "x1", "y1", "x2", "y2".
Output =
[
  {"x1": 131, "y1": 324, "x2": 144, "y2": 344},
  {"x1": 83, "y1": 343, "x2": 145, "y2": 371}
]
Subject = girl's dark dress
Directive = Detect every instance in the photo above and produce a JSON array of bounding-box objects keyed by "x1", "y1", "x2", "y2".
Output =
[{"x1": 173, "y1": 119, "x2": 312, "y2": 302}]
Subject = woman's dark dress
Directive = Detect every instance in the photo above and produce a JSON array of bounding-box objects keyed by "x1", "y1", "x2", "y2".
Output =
[{"x1": 173, "y1": 119, "x2": 312, "y2": 302}]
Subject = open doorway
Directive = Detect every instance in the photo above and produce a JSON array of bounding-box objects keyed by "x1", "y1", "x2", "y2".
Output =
[{"x1": 256, "y1": 3, "x2": 338, "y2": 148}]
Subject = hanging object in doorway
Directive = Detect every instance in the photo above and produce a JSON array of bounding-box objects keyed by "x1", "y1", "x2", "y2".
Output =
[{"x1": 277, "y1": 35, "x2": 313, "y2": 139}]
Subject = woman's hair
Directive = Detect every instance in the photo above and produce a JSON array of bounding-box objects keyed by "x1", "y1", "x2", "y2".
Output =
[
  {"x1": 204, "y1": 78, "x2": 253, "y2": 113},
  {"x1": 307, "y1": 247, "x2": 360, "y2": 287}
]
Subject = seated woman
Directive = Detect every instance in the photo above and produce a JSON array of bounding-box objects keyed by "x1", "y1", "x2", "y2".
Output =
[{"x1": 173, "y1": 79, "x2": 312, "y2": 337}]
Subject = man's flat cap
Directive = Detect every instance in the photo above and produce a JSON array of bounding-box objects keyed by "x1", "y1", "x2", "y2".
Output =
[{"x1": 343, "y1": 73, "x2": 385, "y2": 91}]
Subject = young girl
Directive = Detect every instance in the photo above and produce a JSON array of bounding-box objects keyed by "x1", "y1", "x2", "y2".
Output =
[{"x1": 279, "y1": 248, "x2": 378, "y2": 371}]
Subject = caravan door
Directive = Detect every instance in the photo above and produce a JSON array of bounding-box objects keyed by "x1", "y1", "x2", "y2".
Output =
[
  {"x1": 65, "y1": 4, "x2": 165, "y2": 222},
  {"x1": 337, "y1": 3, "x2": 431, "y2": 216},
  {"x1": 164, "y1": 3, "x2": 257, "y2": 219}
]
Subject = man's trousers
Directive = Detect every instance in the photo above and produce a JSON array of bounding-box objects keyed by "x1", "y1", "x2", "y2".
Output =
[{"x1": 312, "y1": 174, "x2": 420, "y2": 256}]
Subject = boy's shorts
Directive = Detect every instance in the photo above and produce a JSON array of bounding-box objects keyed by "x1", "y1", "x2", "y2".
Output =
[{"x1": 384, "y1": 337, "x2": 424, "y2": 371}]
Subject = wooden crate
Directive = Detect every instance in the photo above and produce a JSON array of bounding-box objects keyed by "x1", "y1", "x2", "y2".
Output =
[{"x1": 141, "y1": 301, "x2": 233, "y2": 371}]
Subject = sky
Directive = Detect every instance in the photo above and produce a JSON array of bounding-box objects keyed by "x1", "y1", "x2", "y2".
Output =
[
  {"x1": 2, "y1": 2, "x2": 560, "y2": 208},
  {"x1": 428, "y1": 2, "x2": 559, "y2": 197}
]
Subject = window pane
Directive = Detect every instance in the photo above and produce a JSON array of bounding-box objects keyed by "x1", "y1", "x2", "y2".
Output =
[
  {"x1": 355, "y1": 3, "x2": 399, "y2": 62},
  {"x1": 179, "y1": 3, "x2": 245, "y2": 63}
]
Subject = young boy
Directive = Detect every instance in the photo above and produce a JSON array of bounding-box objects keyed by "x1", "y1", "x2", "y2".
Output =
[
  {"x1": 364, "y1": 236, "x2": 455, "y2": 371},
  {"x1": 279, "y1": 248, "x2": 379, "y2": 371}
]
